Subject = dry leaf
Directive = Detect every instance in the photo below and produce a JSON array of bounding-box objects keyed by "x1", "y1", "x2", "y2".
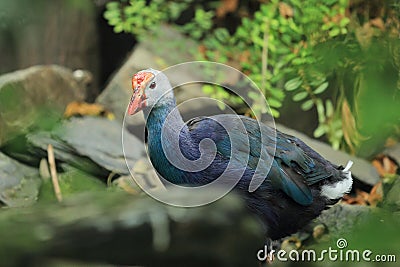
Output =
[
  {"x1": 312, "y1": 224, "x2": 326, "y2": 240},
  {"x1": 281, "y1": 236, "x2": 302, "y2": 252},
  {"x1": 370, "y1": 17, "x2": 385, "y2": 31},
  {"x1": 343, "y1": 189, "x2": 369, "y2": 205},
  {"x1": 292, "y1": 41, "x2": 307, "y2": 55},
  {"x1": 383, "y1": 156, "x2": 397, "y2": 174},
  {"x1": 372, "y1": 159, "x2": 386, "y2": 177},
  {"x1": 198, "y1": 44, "x2": 206, "y2": 57},
  {"x1": 372, "y1": 155, "x2": 398, "y2": 177},
  {"x1": 368, "y1": 181, "x2": 383, "y2": 207},
  {"x1": 239, "y1": 50, "x2": 250, "y2": 64},
  {"x1": 112, "y1": 175, "x2": 140, "y2": 195},
  {"x1": 385, "y1": 137, "x2": 398, "y2": 147},
  {"x1": 216, "y1": 0, "x2": 238, "y2": 18},
  {"x1": 331, "y1": 13, "x2": 345, "y2": 24},
  {"x1": 64, "y1": 101, "x2": 114, "y2": 119},
  {"x1": 279, "y1": 2, "x2": 293, "y2": 18},
  {"x1": 355, "y1": 23, "x2": 373, "y2": 49},
  {"x1": 342, "y1": 99, "x2": 363, "y2": 154}
]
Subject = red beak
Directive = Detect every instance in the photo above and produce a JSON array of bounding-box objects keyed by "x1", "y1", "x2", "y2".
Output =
[{"x1": 128, "y1": 71, "x2": 154, "y2": 115}]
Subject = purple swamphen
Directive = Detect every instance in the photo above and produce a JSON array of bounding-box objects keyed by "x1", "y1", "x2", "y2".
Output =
[{"x1": 127, "y1": 69, "x2": 353, "y2": 240}]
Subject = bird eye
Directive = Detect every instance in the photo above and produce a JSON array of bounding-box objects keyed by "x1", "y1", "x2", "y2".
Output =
[{"x1": 149, "y1": 81, "x2": 156, "y2": 89}]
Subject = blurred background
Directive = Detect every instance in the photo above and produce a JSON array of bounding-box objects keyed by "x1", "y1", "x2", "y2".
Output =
[
  {"x1": 1, "y1": 0, "x2": 399, "y2": 155},
  {"x1": 0, "y1": 0, "x2": 399, "y2": 266}
]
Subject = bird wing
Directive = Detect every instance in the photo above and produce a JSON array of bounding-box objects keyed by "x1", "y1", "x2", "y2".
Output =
[{"x1": 186, "y1": 115, "x2": 336, "y2": 206}]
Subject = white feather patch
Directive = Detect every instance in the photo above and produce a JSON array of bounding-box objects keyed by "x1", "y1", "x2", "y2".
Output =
[{"x1": 321, "y1": 160, "x2": 353, "y2": 200}]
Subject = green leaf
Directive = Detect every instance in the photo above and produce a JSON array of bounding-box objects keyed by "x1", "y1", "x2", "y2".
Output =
[
  {"x1": 268, "y1": 88, "x2": 285, "y2": 99},
  {"x1": 329, "y1": 27, "x2": 340, "y2": 37},
  {"x1": 214, "y1": 28, "x2": 230, "y2": 42},
  {"x1": 284, "y1": 77, "x2": 302, "y2": 91},
  {"x1": 202, "y1": 85, "x2": 214, "y2": 94},
  {"x1": 340, "y1": 17, "x2": 350, "y2": 27},
  {"x1": 301, "y1": 99, "x2": 314, "y2": 111},
  {"x1": 316, "y1": 99, "x2": 325, "y2": 122},
  {"x1": 309, "y1": 75, "x2": 326, "y2": 86},
  {"x1": 314, "y1": 82, "x2": 329, "y2": 94},
  {"x1": 269, "y1": 108, "x2": 280, "y2": 118},
  {"x1": 332, "y1": 118, "x2": 342, "y2": 129},
  {"x1": 314, "y1": 125, "x2": 326, "y2": 138},
  {"x1": 292, "y1": 58, "x2": 306, "y2": 65},
  {"x1": 114, "y1": 24, "x2": 124, "y2": 33},
  {"x1": 326, "y1": 99, "x2": 334, "y2": 117},
  {"x1": 217, "y1": 101, "x2": 226, "y2": 111},
  {"x1": 106, "y1": 2, "x2": 120, "y2": 10},
  {"x1": 331, "y1": 139, "x2": 340, "y2": 150},
  {"x1": 321, "y1": 23, "x2": 332, "y2": 31},
  {"x1": 292, "y1": 91, "x2": 308, "y2": 101},
  {"x1": 248, "y1": 91, "x2": 259, "y2": 101},
  {"x1": 268, "y1": 98, "x2": 282, "y2": 108}
]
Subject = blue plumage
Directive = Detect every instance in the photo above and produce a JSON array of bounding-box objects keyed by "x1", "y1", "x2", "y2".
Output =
[{"x1": 129, "y1": 69, "x2": 353, "y2": 239}]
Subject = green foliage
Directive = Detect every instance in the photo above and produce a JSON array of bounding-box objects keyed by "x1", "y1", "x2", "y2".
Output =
[
  {"x1": 104, "y1": 0, "x2": 400, "y2": 154},
  {"x1": 182, "y1": 9, "x2": 215, "y2": 39},
  {"x1": 104, "y1": 0, "x2": 192, "y2": 38},
  {"x1": 199, "y1": 0, "x2": 351, "y2": 149},
  {"x1": 202, "y1": 0, "x2": 350, "y2": 118}
]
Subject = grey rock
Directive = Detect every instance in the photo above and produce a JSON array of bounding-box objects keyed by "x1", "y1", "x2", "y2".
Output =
[
  {"x1": 0, "y1": 0, "x2": 100, "y2": 97},
  {"x1": 383, "y1": 143, "x2": 400, "y2": 166},
  {"x1": 57, "y1": 117, "x2": 145, "y2": 175},
  {"x1": 384, "y1": 177, "x2": 400, "y2": 210},
  {"x1": 27, "y1": 117, "x2": 145, "y2": 176},
  {"x1": 39, "y1": 158, "x2": 51, "y2": 180},
  {"x1": 111, "y1": 174, "x2": 141, "y2": 194},
  {"x1": 124, "y1": 157, "x2": 165, "y2": 192},
  {"x1": 277, "y1": 123, "x2": 380, "y2": 185},
  {"x1": 0, "y1": 65, "x2": 87, "y2": 146},
  {"x1": 27, "y1": 131, "x2": 102, "y2": 175},
  {"x1": 0, "y1": 151, "x2": 41, "y2": 207},
  {"x1": 316, "y1": 203, "x2": 370, "y2": 237}
]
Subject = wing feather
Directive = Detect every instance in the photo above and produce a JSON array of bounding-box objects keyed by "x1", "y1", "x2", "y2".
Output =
[{"x1": 186, "y1": 115, "x2": 335, "y2": 206}]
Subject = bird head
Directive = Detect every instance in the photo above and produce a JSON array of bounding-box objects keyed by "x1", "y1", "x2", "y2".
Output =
[{"x1": 128, "y1": 69, "x2": 174, "y2": 115}]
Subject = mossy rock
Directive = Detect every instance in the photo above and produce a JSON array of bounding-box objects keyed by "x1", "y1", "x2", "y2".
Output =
[{"x1": 38, "y1": 166, "x2": 105, "y2": 202}]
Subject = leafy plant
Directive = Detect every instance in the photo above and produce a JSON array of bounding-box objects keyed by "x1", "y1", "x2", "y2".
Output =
[
  {"x1": 104, "y1": 0, "x2": 399, "y2": 154},
  {"x1": 104, "y1": 0, "x2": 192, "y2": 38},
  {"x1": 197, "y1": 0, "x2": 353, "y2": 150}
]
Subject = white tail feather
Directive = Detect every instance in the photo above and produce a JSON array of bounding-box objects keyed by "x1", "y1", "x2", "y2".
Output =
[
  {"x1": 343, "y1": 160, "x2": 353, "y2": 172},
  {"x1": 320, "y1": 160, "x2": 353, "y2": 200}
]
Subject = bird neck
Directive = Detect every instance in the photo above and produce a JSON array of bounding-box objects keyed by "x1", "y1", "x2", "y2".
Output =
[
  {"x1": 143, "y1": 98, "x2": 186, "y2": 137},
  {"x1": 143, "y1": 97, "x2": 190, "y2": 184}
]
